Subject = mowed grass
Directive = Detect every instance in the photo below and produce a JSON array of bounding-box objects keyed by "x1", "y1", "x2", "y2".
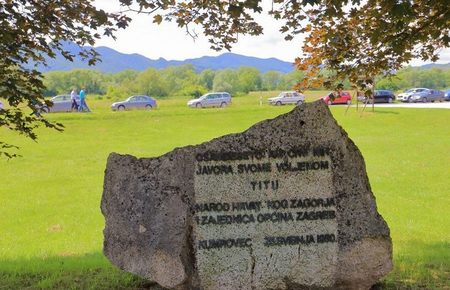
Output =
[{"x1": 0, "y1": 91, "x2": 449, "y2": 289}]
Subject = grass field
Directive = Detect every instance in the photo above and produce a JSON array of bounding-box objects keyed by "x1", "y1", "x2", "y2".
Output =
[{"x1": 0, "y1": 91, "x2": 449, "y2": 289}]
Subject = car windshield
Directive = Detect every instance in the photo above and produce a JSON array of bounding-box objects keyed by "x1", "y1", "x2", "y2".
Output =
[
  {"x1": 53, "y1": 96, "x2": 65, "y2": 102},
  {"x1": 279, "y1": 92, "x2": 294, "y2": 97},
  {"x1": 406, "y1": 89, "x2": 424, "y2": 93}
]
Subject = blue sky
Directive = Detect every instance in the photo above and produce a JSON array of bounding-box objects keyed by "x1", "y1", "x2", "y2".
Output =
[{"x1": 94, "y1": 0, "x2": 450, "y2": 66}]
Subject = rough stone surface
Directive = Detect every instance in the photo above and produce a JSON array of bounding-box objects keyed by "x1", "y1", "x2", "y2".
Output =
[{"x1": 101, "y1": 101, "x2": 392, "y2": 290}]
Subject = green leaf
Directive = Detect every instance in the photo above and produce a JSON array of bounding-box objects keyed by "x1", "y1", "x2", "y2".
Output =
[{"x1": 153, "y1": 14, "x2": 163, "y2": 24}]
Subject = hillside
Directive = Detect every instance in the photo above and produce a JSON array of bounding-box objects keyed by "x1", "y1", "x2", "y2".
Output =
[
  {"x1": 29, "y1": 42, "x2": 294, "y2": 74},
  {"x1": 28, "y1": 42, "x2": 449, "y2": 74}
]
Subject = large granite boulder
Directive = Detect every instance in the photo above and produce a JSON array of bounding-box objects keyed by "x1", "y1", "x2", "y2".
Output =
[{"x1": 101, "y1": 101, "x2": 392, "y2": 290}]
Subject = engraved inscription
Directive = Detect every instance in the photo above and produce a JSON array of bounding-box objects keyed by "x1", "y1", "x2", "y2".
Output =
[{"x1": 193, "y1": 146, "x2": 338, "y2": 290}]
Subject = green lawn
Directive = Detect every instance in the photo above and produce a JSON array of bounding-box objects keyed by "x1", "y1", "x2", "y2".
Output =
[{"x1": 0, "y1": 92, "x2": 449, "y2": 289}]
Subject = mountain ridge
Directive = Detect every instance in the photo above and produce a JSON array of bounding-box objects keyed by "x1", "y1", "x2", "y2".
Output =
[
  {"x1": 30, "y1": 42, "x2": 295, "y2": 73},
  {"x1": 29, "y1": 42, "x2": 449, "y2": 73}
]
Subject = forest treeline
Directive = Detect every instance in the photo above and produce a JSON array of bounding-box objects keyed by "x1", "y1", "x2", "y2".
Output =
[{"x1": 43, "y1": 64, "x2": 450, "y2": 98}]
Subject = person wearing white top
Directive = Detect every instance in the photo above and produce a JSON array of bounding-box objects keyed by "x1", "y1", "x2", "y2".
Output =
[{"x1": 70, "y1": 89, "x2": 78, "y2": 111}]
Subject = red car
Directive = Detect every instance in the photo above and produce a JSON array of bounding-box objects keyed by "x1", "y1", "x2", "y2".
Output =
[{"x1": 322, "y1": 91, "x2": 352, "y2": 105}]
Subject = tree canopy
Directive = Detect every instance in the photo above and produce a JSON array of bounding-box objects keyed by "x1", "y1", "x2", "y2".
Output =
[
  {"x1": 0, "y1": 1, "x2": 129, "y2": 157},
  {"x1": 120, "y1": 0, "x2": 449, "y2": 92}
]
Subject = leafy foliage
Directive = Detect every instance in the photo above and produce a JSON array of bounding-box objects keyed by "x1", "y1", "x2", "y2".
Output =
[
  {"x1": 212, "y1": 69, "x2": 239, "y2": 93},
  {"x1": 43, "y1": 70, "x2": 108, "y2": 96},
  {"x1": 120, "y1": 0, "x2": 264, "y2": 51},
  {"x1": 119, "y1": 0, "x2": 449, "y2": 94},
  {"x1": 2, "y1": 0, "x2": 449, "y2": 157},
  {"x1": 0, "y1": 1, "x2": 129, "y2": 157},
  {"x1": 41, "y1": 67, "x2": 311, "y2": 98},
  {"x1": 41, "y1": 66, "x2": 449, "y2": 101},
  {"x1": 236, "y1": 67, "x2": 262, "y2": 93},
  {"x1": 295, "y1": 0, "x2": 450, "y2": 95},
  {"x1": 377, "y1": 67, "x2": 450, "y2": 91}
]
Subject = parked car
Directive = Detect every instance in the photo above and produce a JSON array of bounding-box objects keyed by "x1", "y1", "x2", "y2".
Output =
[
  {"x1": 397, "y1": 88, "x2": 428, "y2": 102},
  {"x1": 358, "y1": 90, "x2": 396, "y2": 103},
  {"x1": 321, "y1": 91, "x2": 352, "y2": 105},
  {"x1": 0, "y1": 100, "x2": 3, "y2": 110},
  {"x1": 187, "y1": 92, "x2": 231, "y2": 108},
  {"x1": 39, "y1": 95, "x2": 79, "y2": 113},
  {"x1": 268, "y1": 91, "x2": 305, "y2": 106},
  {"x1": 404, "y1": 89, "x2": 444, "y2": 103},
  {"x1": 444, "y1": 89, "x2": 450, "y2": 101},
  {"x1": 111, "y1": 95, "x2": 157, "y2": 111}
]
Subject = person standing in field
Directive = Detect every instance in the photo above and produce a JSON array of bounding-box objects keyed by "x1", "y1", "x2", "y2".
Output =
[
  {"x1": 70, "y1": 88, "x2": 78, "y2": 111},
  {"x1": 78, "y1": 88, "x2": 91, "y2": 112}
]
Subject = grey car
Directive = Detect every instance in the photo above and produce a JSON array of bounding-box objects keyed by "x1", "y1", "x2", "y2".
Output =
[
  {"x1": 40, "y1": 95, "x2": 79, "y2": 113},
  {"x1": 187, "y1": 92, "x2": 231, "y2": 108},
  {"x1": 407, "y1": 89, "x2": 445, "y2": 103},
  {"x1": 111, "y1": 95, "x2": 157, "y2": 111}
]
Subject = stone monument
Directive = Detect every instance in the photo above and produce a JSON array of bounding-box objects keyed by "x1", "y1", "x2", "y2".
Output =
[{"x1": 101, "y1": 101, "x2": 392, "y2": 290}]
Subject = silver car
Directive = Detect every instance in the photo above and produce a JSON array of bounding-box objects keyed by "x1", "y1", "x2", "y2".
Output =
[
  {"x1": 111, "y1": 95, "x2": 157, "y2": 111},
  {"x1": 268, "y1": 91, "x2": 305, "y2": 106},
  {"x1": 187, "y1": 92, "x2": 231, "y2": 108},
  {"x1": 397, "y1": 88, "x2": 428, "y2": 102},
  {"x1": 40, "y1": 95, "x2": 79, "y2": 113},
  {"x1": 407, "y1": 89, "x2": 445, "y2": 103}
]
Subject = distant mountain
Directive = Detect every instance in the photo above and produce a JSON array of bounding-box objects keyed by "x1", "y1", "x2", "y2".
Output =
[
  {"x1": 29, "y1": 42, "x2": 294, "y2": 73},
  {"x1": 420, "y1": 63, "x2": 450, "y2": 69},
  {"x1": 169, "y1": 54, "x2": 293, "y2": 73}
]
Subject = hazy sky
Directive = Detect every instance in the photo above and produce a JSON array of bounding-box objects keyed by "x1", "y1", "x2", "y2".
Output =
[{"x1": 94, "y1": 0, "x2": 450, "y2": 66}]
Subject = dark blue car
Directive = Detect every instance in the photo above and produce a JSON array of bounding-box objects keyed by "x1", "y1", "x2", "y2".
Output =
[{"x1": 445, "y1": 89, "x2": 450, "y2": 101}]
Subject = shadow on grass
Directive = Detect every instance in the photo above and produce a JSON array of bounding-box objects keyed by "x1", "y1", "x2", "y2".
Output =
[
  {"x1": 372, "y1": 110, "x2": 400, "y2": 115},
  {"x1": 0, "y1": 252, "x2": 160, "y2": 290},
  {"x1": 1, "y1": 241, "x2": 448, "y2": 289},
  {"x1": 355, "y1": 108, "x2": 400, "y2": 115}
]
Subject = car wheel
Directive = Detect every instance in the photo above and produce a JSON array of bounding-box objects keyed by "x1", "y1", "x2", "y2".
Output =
[
  {"x1": 145, "y1": 104, "x2": 152, "y2": 110},
  {"x1": 196, "y1": 103, "x2": 202, "y2": 108},
  {"x1": 422, "y1": 97, "x2": 427, "y2": 103},
  {"x1": 388, "y1": 98, "x2": 393, "y2": 103},
  {"x1": 40, "y1": 106, "x2": 49, "y2": 113},
  {"x1": 220, "y1": 102, "x2": 227, "y2": 108},
  {"x1": 118, "y1": 105, "x2": 125, "y2": 111},
  {"x1": 327, "y1": 100, "x2": 332, "y2": 105},
  {"x1": 276, "y1": 101, "x2": 282, "y2": 106},
  {"x1": 407, "y1": 97, "x2": 413, "y2": 103},
  {"x1": 346, "y1": 99, "x2": 352, "y2": 105},
  {"x1": 296, "y1": 100, "x2": 303, "y2": 106}
]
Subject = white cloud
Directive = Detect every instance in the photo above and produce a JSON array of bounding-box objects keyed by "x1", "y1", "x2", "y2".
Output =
[
  {"x1": 94, "y1": 0, "x2": 302, "y2": 62},
  {"x1": 94, "y1": 0, "x2": 449, "y2": 65},
  {"x1": 409, "y1": 49, "x2": 450, "y2": 66}
]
